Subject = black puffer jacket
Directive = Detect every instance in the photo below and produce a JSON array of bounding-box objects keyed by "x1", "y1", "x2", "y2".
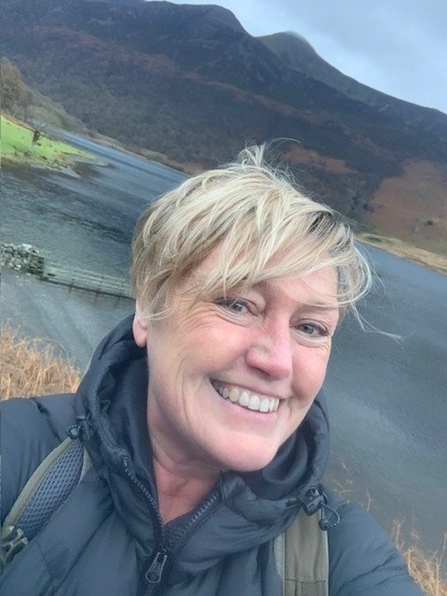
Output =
[{"x1": 1, "y1": 317, "x2": 423, "y2": 595}]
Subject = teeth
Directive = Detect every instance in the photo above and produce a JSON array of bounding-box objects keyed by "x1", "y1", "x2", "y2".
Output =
[
  {"x1": 212, "y1": 382, "x2": 280, "y2": 414},
  {"x1": 229, "y1": 388, "x2": 239, "y2": 403},
  {"x1": 248, "y1": 395, "x2": 260, "y2": 410},
  {"x1": 260, "y1": 398, "x2": 270, "y2": 413},
  {"x1": 239, "y1": 391, "x2": 249, "y2": 406}
]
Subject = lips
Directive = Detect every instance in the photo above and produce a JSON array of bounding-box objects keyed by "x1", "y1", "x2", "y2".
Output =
[{"x1": 211, "y1": 381, "x2": 280, "y2": 413}]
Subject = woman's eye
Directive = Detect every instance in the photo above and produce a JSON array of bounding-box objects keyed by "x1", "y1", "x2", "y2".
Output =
[
  {"x1": 297, "y1": 322, "x2": 327, "y2": 337},
  {"x1": 215, "y1": 298, "x2": 249, "y2": 313}
]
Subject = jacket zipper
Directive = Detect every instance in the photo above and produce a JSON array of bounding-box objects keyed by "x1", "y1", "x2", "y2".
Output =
[
  {"x1": 123, "y1": 459, "x2": 221, "y2": 594},
  {"x1": 122, "y1": 458, "x2": 169, "y2": 592},
  {"x1": 150, "y1": 488, "x2": 221, "y2": 595},
  {"x1": 141, "y1": 493, "x2": 221, "y2": 596},
  {"x1": 145, "y1": 550, "x2": 168, "y2": 584},
  {"x1": 172, "y1": 489, "x2": 221, "y2": 547},
  {"x1": 73, "y1": 411, "x2": 174, "y2": 590}
]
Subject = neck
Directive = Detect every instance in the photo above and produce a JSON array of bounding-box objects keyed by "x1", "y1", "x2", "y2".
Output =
[{"x1": 153, "y1": 458, "x2": 218, "y2": 523}]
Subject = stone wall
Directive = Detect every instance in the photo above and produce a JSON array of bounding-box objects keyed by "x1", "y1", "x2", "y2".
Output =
[
  {"x1": 1, "y1": 242, "x2": 132, "y2": 299},
  {"x1": 0, "y1": 242, "x2": 45, "y2": 276}
]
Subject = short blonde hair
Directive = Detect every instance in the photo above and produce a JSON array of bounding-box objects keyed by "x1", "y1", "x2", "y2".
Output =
[{"x1": 131, "y1": 145, "x2": 371, "y2": 318}]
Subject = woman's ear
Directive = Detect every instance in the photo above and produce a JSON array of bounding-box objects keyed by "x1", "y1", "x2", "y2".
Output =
[{"x1": 132, "y1": 306, "x2": 149, "y2": 347}]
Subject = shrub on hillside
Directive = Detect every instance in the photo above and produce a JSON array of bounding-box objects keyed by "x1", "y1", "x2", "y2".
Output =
[{"x1": 0, "y1": 57, "x2": 33, "y2": 120}]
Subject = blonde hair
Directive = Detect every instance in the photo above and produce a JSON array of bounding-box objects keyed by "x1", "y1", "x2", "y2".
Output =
[{"x1": 131, "y1": 145, "x2": 372, "y2": 319}]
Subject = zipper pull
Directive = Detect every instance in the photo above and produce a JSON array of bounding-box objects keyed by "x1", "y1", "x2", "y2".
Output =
[{"x1": 145, "y1": 550, "x2": 168, "y2": 584}]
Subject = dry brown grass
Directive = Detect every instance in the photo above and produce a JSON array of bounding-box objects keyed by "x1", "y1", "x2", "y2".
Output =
[
  {"x1": 1, "y1": 326, "x2": 446, "y2": 594},
  {"x1": 0, "y1": 325, "x2": 80, "y2": 399},
  {"x1": 393, "y1": 521, "x2": 447, "y2": 596}
]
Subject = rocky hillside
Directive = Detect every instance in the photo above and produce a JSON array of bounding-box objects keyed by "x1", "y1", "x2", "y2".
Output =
[{"x1": 1, "y1": 0, "x2": 446, "y2": 257}]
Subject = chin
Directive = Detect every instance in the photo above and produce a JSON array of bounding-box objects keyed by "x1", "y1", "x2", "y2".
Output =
[{"x1": 219, "y1": 446, "x2": 278, "y2": 473}]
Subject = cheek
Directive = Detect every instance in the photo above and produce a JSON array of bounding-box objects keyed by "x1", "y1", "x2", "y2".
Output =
[
  {"x1": 150, "y1": 319, "x2": 235, "y2": 382},
  {"x1": 183, "y1": 315, "x2": 250, "y2": 359},
  {"x1": 292, "y1": 348, "x2": 331, "y2": 397}
]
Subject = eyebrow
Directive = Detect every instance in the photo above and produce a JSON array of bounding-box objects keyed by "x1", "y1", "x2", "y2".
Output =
[
  {"x1": 252, "y1": 280, "x2": 340, "y2": 313},
  {"x1": 302, "y1": 303, "x2": 339, "y2": 312}
]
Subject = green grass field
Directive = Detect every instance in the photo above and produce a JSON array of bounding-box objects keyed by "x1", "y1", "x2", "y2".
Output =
[{"x1": 1, "y1": 113, "x2": 97, "y2": 168}]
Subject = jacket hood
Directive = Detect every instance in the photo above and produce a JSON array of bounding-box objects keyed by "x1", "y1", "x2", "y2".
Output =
[{"x1": 74, "y1": 315, "x2": 331, "y2": 574}]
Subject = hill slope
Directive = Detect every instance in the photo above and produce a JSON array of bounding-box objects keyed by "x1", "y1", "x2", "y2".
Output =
[{"x1": 1, "y1": 0, "x2": 446, "y2": 257}]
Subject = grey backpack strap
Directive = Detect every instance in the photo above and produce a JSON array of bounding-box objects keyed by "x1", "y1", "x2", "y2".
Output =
[
  {"x1": 1, "y1": 437, "x2": 92, "y2": 569},
  {"x1": 275, "y1": 509, "x2": 329, "y2": 596}
]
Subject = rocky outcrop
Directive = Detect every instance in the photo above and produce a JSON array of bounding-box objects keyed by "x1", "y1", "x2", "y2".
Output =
[{"x1": 0, "y1": 242, "x2": 45, "y2": 276}]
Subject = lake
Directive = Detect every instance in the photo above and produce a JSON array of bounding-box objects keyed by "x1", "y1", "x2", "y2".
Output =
[{"x1": 2, "y1": 132, "x2": 446, "y2": 557}]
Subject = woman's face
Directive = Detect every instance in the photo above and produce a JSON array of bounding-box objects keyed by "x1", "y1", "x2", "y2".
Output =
[{"x1": 133, "y1": 249, "x2": 339, "y2": 475}]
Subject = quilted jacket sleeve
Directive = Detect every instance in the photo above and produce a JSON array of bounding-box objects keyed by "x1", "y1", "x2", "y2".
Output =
[{"x1": 327, "y1": 501, "x2": 424, "y2": 596}]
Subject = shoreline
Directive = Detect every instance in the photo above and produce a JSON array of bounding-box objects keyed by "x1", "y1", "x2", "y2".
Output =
[{"x1": 358, "y1": 233, "x2": 447, "y2": 276}]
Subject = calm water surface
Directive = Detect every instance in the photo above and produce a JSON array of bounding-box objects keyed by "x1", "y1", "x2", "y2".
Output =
[{"x1": 2, "y1": 132, "x2": 446, "y2": 555}]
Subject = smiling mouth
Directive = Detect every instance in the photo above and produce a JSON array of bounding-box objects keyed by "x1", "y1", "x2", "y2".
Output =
[{"x1": 211, "y1": 381, "x2": 280, "y2": 413}]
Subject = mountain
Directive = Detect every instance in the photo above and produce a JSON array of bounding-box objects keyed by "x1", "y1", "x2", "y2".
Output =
[
  {"x1": 259, "y1": 32, "x2": 447, "y2": 136},
  {"x1": 1, "y1": 0, "x2": 446, "y2": 259}
]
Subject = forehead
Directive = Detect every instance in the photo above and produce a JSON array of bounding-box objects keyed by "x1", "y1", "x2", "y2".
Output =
[{"x1": 193, "y1": 244, "x2": 339, "y2": 307}]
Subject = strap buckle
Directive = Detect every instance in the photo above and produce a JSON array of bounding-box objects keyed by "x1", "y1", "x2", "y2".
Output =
[{"x1": 1, "y1": 525, "x2": 29, "y2": 569}]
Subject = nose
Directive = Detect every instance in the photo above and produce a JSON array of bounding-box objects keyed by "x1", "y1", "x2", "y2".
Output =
[{"x1": 245, "y1": 319, "x2": 293, "y2": 380}]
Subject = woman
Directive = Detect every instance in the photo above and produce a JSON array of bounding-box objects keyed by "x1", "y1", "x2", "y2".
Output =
[{"x1": 1, "y1": 146, "x2": 423, "y2": 595}]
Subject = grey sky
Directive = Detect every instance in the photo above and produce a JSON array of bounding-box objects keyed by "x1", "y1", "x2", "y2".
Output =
[{"x1": 167, "y1": 0, "x2": 447, "y2": 115}]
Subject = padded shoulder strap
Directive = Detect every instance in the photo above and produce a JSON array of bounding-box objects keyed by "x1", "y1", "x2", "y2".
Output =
[
  {"x1": 1, "y1": 437, "x2": 92, "y2": 569},
  {"x1": 274, "y1": 509, "x2": 329, "y2": 596}
]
